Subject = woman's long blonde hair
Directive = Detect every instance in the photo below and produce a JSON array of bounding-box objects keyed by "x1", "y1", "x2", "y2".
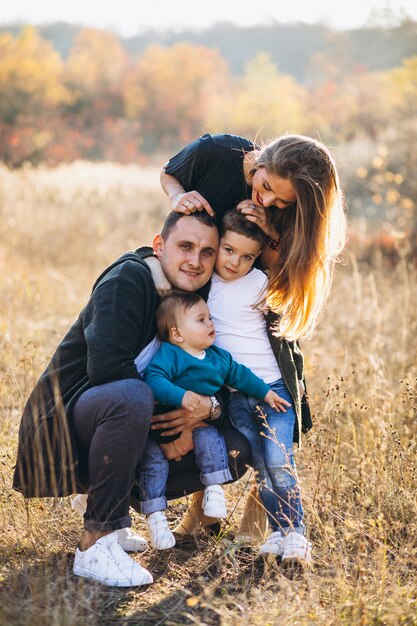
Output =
[{"x1": 254, "y1": 134, "x2": 347, "y2": 340}]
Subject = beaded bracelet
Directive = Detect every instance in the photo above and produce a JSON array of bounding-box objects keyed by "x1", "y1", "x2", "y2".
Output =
[{"x1": 266, "y1": 236, "x2": 280, "y2": 251}]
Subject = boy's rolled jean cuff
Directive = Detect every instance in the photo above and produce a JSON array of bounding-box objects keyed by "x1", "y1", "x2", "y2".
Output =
[
  {"x1": 200, "y1": 467, "x2": 233, "y2": 486},
  {"x1": 84, "y1": 514, "x2": 131, "y2": 532},
  {"x1": 137, "y1": 496, "x2": 168, "y2": 516}
]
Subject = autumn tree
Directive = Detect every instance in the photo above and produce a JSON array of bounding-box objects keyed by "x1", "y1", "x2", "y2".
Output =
[
  {"x1": 307, "y1": 72, "x2": 391, "y2": 143},
  {"x1": 58, "y1": 28, "x2": 137, "y2": 161},
  {"x1": 65, "y1": 28, "x2": 129, "y2": 100},
  {"x1": 124, "y1": 43, "x2": 230, "y2": 150},
  {"x1": 0, "y1": 26, "x2": 69, "y2": 165},
  {"x1": 206, "y1": 53, "x2": 308, "y2": 140},
  {"x1": 381, "y1": 56, "x2": 417, "y2": 247}
]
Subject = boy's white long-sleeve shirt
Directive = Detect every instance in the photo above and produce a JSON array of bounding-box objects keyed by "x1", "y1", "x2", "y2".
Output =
[{"x1": 208, "y1": 269, "x2": 282, "y2": 385}]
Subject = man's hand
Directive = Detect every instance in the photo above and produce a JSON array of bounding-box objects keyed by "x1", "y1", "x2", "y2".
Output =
[
  {"x1": 159, "y1": 426, "x2": 206, "y2": 461},
  {"x1": 151, "y1": 395, "x2": 211, "y2": 437}
]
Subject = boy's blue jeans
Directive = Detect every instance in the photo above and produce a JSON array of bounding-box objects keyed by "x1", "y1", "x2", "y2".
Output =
[
  {"x1": 228, "y1": 378, "x2": 305, "y2": 535},
  {"x1": 137, "y1": 425, "x2": 232, "y2": 515}
]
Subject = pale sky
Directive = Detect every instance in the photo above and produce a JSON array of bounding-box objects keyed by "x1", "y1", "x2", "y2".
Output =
[{"x1": 0, "y1": 0, "x2": 414, "y2": 35}]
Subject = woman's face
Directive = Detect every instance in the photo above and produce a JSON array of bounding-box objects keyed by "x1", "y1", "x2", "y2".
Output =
[{"x1": 251, "y1": 167, "x2": 297, "y2": 210}]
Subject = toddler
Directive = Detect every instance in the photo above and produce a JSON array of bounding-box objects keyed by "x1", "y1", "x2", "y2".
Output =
[{"x1": 140, "y1": 290, "x2": 289, "y2": 550}]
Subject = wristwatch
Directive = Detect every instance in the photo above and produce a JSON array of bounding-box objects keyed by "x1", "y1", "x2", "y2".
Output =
[{"x1": 209, "y1": 395, "x2": 222, "y2": 421}]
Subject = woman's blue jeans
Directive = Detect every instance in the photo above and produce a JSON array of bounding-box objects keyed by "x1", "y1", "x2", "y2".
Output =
[{"x1": 228, "y1": 378, "x2": 305, "y2": 535}]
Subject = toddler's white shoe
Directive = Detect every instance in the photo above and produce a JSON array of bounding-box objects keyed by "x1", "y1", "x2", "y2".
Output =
[
  {"x1": 71, "y1": 494, "x2": 148, "y2": 552},
  {"x1": 281, "y1": 531, "x2": 312, "y2": 564},
  {"x1": 146, "y1": 511, "x2": 176, "y2": 550},
  {"x1": 259, "y1": 531, "x2": 284, "y2": 556},
  {"x1": 73, "y1": 530, "x2": 153, "y2": 587},
  {"x1": 202, "y1": 485, "x2": 227, "y2": 519},
  {"x1": 116, "y1": 528, "x2": 148, "y2": 552}
]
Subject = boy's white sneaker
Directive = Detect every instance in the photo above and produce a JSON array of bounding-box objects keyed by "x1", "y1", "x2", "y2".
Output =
[
  {"x1": 71, "y1": 494, "x2": 148, "y2": 552},
  {"x1": 71, "y1": 493, "x2": 88, "y2": 516},
  {"x1": 202, "y1": 485, "x2": 227, "y2": 519},
  {"x1": 73, "y1": 531, "x2": 153, "y2": 587},
  {"x1": 146, "y1": 511, "x2": 176, "y2": 550},
  {"x1": 259, "y1": 531, "x2": 284, "y2": 556},
  {"x1": 281, "y1": 531, "x2": 312, "y2": 564}
]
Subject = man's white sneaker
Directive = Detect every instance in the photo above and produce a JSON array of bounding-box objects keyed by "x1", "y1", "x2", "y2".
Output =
[
  {"x1": 259, "y1": 531, "x2": 284, "y2": 556},
  {"x1": 73, "y1": 531, "x2": 153, "y2": 587},
  {"x1": 146, "y1": 511, "x2": 176, "y2": 550},
  {"x1": 71, "y1": 494, "x2": 148, "y2": 552},
  {"x1": 202, "y1": 485, "x2": 227, "y2": 519},
  {"x1": 281, "y1": 532, "x2": 312, "y2": 564}
]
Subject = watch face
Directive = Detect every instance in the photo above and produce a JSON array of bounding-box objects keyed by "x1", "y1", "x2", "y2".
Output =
[{"x1": 211, "y1": 399, "x2": 221, "y2": 419}]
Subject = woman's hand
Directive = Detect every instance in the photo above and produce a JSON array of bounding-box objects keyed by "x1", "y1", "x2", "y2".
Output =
[
  {"x1": 237, "y1": 200, "x2": 281, "y2": 270},
  {"x1": 143, "y1": 256, "x2": 172, "y2": 295},
  {"x1": 172, "y1": 191, "x2": 214, "y2": 217},
  {"x1": 236, "y1": 200, "x2": 275, "y2": 238},
  {"x1": 151, "y1": 395, "x2": 211, "y2": 437},
  {"x1": 161, "y1": 167, "x2": 215, "y2": 217}
]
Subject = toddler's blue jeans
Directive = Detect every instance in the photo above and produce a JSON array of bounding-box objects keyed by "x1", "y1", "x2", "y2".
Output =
[{"x1": 137, "y1": 424, "x2": 232, "y2": 515}]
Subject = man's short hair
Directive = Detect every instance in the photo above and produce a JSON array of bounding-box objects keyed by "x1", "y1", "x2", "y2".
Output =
[
  {"x1": 220, "y1": 209, "x2": 266, "y2": 248},
  {"x1": 156, "y1": 290, "x2": 204, "y2": 342},
  {"x1": 161, "y1": 211, "x2": 217, "y2": 241}
]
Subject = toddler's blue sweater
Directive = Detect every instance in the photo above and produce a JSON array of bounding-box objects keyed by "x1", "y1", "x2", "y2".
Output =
[{"x1": 144, "y1": 342, "x2": 270, "y2": 407}]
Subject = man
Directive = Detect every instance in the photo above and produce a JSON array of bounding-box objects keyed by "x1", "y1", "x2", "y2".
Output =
[{"x1": 13, "y1": 211, "x2": 251, "y2": 587}]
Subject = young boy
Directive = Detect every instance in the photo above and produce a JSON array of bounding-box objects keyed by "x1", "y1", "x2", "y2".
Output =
[
  {"x1": 139, "y1": 290, "x2": 290, "y2": 550},
  {"x1": 207, "y1": 209, "x2": 311, "y2": 563}
]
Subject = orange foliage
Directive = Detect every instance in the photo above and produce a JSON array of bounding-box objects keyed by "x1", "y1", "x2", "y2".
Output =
[
  {"x1": 0, "y1": 27, "x2": 416, "y2": 171},
  {"x1": 0, "y1": 26, "x2": 68, "y2": 122},
  {"x1": 0, "y1": 27, "x2": 71, "y2": 165},
  {"x1": 65, "y1": 28, "x2": 130, "y2": 96},
  {"x1": 124, "y1": 43, "x2": 230, "y2": 149},
  {"x1": 205, "y1": 53, "x2": 308, "y2": 139}
]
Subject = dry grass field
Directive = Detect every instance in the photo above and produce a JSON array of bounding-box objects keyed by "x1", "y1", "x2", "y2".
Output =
[{"x1": 0, "y1": 162, "x2": 416, "y2": 626}]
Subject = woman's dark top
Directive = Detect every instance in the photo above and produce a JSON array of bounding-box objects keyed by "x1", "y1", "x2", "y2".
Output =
[{"x1": 165, "y1": 133, "x2": 257, "y2": 226}]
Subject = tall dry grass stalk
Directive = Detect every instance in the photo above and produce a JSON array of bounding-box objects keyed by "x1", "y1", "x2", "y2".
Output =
[{"x1": 0, "y1": 162, "x2": 416, "y2": 625}]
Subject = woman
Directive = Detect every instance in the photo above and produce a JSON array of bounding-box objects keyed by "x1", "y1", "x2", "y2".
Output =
[
  {"x1": 153, "y1": 132, "x2": 347, "y2": 549},
  {"x1": 160, "y1": 132, "x2": 346, "y2": 340}
]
